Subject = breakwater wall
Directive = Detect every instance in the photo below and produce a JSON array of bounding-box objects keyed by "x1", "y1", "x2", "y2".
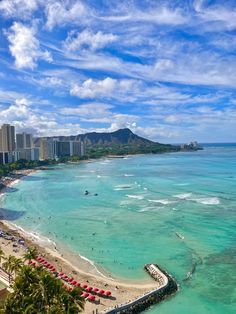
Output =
[{"x1": 103, "y1": 264, "x2": 178, "y2": 314}]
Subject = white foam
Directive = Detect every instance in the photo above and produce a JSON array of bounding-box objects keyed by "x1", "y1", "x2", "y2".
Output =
[
  {"x1": 6, "y1": 222, "x2": 56, "y2": 246},
  {"x1": 126, "y1": 194, "x2": 144, "y2": 200},
  {"x1": 190, "y1": 197, "x2": 220, "y2": 205},
  {"x1": 148, "y1": 199, "x2": 175, "y2": 205},
  {"x1": 174, "y1": 193, "x2": 192, "y2": 199},
  {"x1": 124, "y1": 174, "x2": 134, "y2": 177},
  {"x1": 79, "y1": 255, "x2": 111, "y2": 279},
  {"x1": 175, "y1": 183, "x2": 190, "y2": 186},
  {"x1": 114, "y1": 185, "x2": 133, "y2": 191},
  {"x1": 138, "y1": 207, "x2": 161, "y2": 212}
]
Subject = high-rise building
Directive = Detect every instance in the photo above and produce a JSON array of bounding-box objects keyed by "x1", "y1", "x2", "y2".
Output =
[
  {"x1": 39, "y1": 139, "x2": 85, "y2": 160},
  {"x1": 39, "y1": 139, "x2": 58, "y2": 160},
  {"x1": 0, "y1": 124, "x2": 15, "y2": 152},
  {"x1": 16, "y1": 133, "x2": 33, "y2": 150}
]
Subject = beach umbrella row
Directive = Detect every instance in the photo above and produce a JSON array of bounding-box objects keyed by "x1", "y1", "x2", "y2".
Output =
[{"x1": 35, "y1": 256, "x2": 112, "y2": 300}]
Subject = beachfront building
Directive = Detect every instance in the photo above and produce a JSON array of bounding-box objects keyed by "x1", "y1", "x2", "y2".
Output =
[
  {"x1": 39, "y1": 138, "x2": 85, "y2": 160},
  {"x1": 0, "y1": 124, "x2": 15, "y2": 152},
  {"x1": 16, "y1": 132, "x2": 40, "y2": 161},
  {"x1": 0, "y1": 124, "x2": 17, "y2": 164},
  {"x1": 16, "y1": 133, "x2": 33, "y2": 150}
]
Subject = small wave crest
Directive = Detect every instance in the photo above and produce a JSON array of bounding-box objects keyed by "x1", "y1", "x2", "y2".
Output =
[
  {"x1": 7, "y1": 223, "x2": 56, "y2": 246},
  {"x1": 174, "y1": 193, "x2": 192, "y2": 199},
  {"x1": 126, "y1": 194, "x2": 144, "y2": 200},
  {"x1": 190, "y1": 197, "x2": 220, "y2": 205},
  {"x1": 138, "y1": 207, "x2": 161, "y2": 212},
  {"x1": 114, "y1": 185, "x2": 133, "y2": 191},
  {"x1": 148, "y1": 199, "x2": 175, "y2": 205},
  {"x1": 124, "y1": 174, "x2": 134, "y2": 177}
]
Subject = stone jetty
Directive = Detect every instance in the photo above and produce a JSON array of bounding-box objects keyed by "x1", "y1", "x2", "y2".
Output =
[{"x1": 103, "y1": 264, "x2": 178, "y2": 314}]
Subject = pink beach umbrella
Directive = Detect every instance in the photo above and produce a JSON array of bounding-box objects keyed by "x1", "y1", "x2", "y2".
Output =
[
  {"x1": 86, "y1": 287, "x2": 93, "y2": 292},
  {"x1": 82, "y1": 284, "x2": 88, "y2": 289},
  {"x1": 105, "y1": 291, "x2": 111, "y2": 296},
  {"x1": 88, "y1": 295, "x2": 95, "y2": 301},
  {"x1": 76, "y1": 282, "x2": 81, "y2": 287},
  {"x1": 72, "y1": 280, "x2": 77, "y2": 285},
  {"x1": 98, "y1": 289, "x2": 105, "y2": 295},
  {"x1": 93, "y1": 287, "x2": 99, "y2": 293}
]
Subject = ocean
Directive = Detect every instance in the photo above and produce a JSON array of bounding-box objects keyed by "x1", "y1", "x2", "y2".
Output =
[{"x1": 1, "y1": 143, "x2": 236, "y2": 313}]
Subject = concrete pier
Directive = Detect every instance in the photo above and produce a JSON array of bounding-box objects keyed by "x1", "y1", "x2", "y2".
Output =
[{"x1": 103, "y1": 264, "x2": 178, "y2": 314}]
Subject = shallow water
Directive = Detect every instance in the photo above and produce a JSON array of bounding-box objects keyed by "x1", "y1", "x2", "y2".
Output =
[{"x1": 2, "y1": 144, "x2": 236, "y2": 313}]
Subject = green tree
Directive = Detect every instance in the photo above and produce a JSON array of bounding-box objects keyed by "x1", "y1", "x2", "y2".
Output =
[
  {"x1": 23, "y1": 246, "x2": 38, "y2": 262},
  {"x1": 2, "y1": 265, "x2": 84, "y2": 313},
  {"x1": 0, "y1": 247, "x2": 5, "y2": 265},
  {"x1": 2, "y1": 255, "x2": 16, "y2": 283}
]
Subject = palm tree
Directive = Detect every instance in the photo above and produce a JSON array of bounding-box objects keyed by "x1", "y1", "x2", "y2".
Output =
[
  {"x1": 2, "y1": 255, "x2": 15, "y2": 283},
  {"x1": 2, "y1": 265, "x2": 85, "y2": 313},
  {"x1": 11, "y1": 256, "x2": 23, "y2": 277},
  {"x1": 23, "y1": 246, "x2": 38, "y2": 262},
  {"x1": 0, "y1": 247, "x2": 5, "y2": 266}
]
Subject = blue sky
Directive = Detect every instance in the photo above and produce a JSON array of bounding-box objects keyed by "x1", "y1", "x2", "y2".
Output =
[{"x1": 0, "y1": 0, "x2": 236, "y2": 143}]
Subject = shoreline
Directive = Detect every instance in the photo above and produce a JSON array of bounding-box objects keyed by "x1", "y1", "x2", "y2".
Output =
[{"x1": 0, "y1": 168, "x2": 162, "y2": 313}]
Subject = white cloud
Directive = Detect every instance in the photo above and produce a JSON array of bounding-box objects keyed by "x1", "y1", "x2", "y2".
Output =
[
  {"x1": 70, "y1": 77, "x2": 117, "y2": 98},
  {"x1": 194, "y1": 0, "x2": 236, "y2": 30},
  {"x1": 0, "y1": 0, "x2": 38, "y2": 20},
  {"x1": 0, "y1": 98, "x2": 83, "y2": 137},
  {"x1": 100, "y1": 6, "x2": 188, "y2": 26},
  {"x1": 6, "y1": 22, "x2": 52, "y2": 70},
  {"x1": 45, "y1": 0, "x2": 88, "y2": 31},
  {"x1": 64, "y1": 29, "x2": 117, "y2": 51},
  {"x1": 60, "y1": 103, "x2": 139, "y2": 127},
  {"x1": 61, "y1": 103, "x2": 113, "y2": 121}
]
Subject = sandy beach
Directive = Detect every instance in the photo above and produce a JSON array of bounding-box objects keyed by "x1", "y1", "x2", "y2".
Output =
[{"x1": 0, "y1": 171, "x2": 159, "y2": 313}]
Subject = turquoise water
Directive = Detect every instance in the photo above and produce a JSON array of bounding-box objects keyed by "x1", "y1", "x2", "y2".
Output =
[{"x1": 1, "y1": 144, "x2": 236, "y2": 313}]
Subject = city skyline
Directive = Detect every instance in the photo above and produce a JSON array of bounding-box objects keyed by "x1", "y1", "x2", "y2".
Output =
[{"x1": 1, "y1": 0, "x2": 236, "y2": 143}]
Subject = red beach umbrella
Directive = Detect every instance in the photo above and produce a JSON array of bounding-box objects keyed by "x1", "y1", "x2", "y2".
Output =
[
  {"x1": 83, "y1": 292, "x2": 89, "y2": 298},
  {"x1": 86, "y1": 287, "x2": 93, "y2": 292},
  {"x1": 68, "y1": 278, "x2": 73, "y2": 282},
  {"x1": 59, "y1": 272, "x2": 64, "y2": 276},
  {"x1": 72, "y1": 280, "x2": 77, "y2": 285},
  {"x1": 52, "y1": 267, "x2": 56, "y2": 271},
  {"x1": 82, "y1": 284, "x2": 88, "y2": 289},
  {"x1": 88, "y1": 295, "x2": 95, "y2": 301},
  {"x1": 76, "y1": 282, "x2": 81, "y2": 287},
  {"x1": 105, "y1": 291, "x2": 111, "y2": 296},
  {"x1": 28, "y1": 260, "x2": 32, "y2": 265},
  {"x1": 31, "y1": 262, "x2": 36, "y2": 266},
  {"x1": 98, "y1": 289, "x2": 104, "y2": 295},
  {"x1": 93, "y1": 287, "x2": 99, "y2": 292}
]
